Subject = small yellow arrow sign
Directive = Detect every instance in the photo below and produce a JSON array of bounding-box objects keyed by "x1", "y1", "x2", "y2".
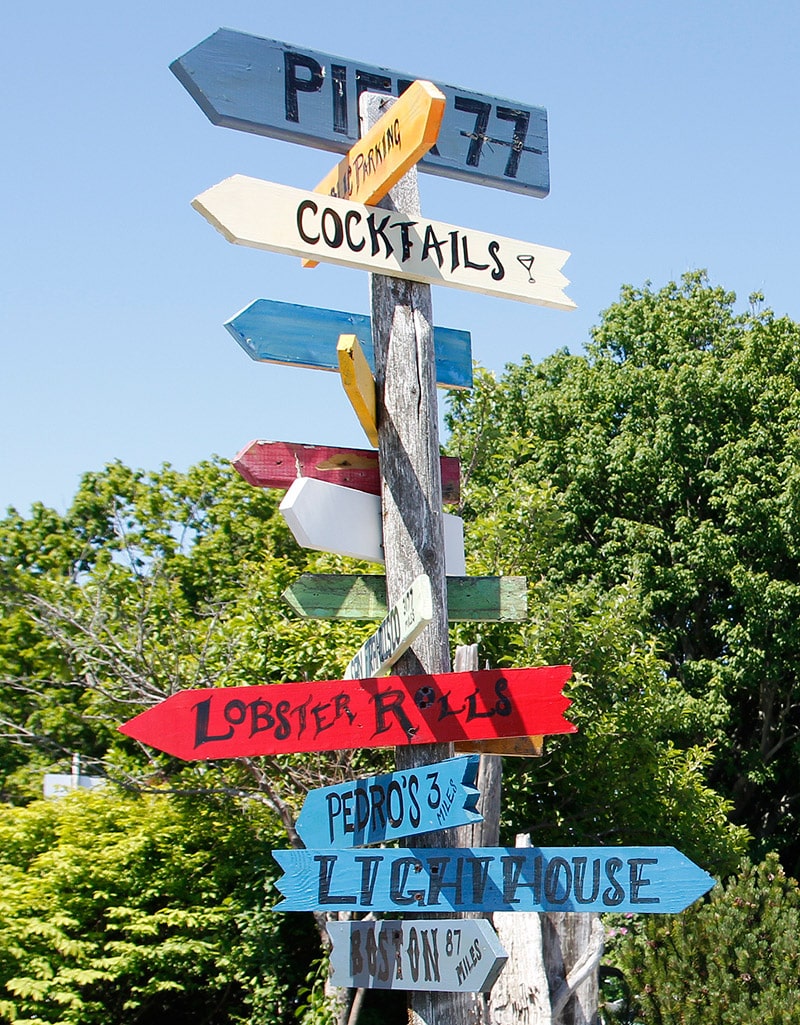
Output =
[
  {"x1": 303, "y1": 79, "x2": 445, "y2": 267},
  {"x1": 337, "y1": 334, "x2": 378, "y2": 447}
]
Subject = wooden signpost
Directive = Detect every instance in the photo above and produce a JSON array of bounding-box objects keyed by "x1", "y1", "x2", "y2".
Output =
[
  {"x1": 272, "y1": 846, "x2": 715, "y2": 915},
  {"x1": 302, "y1": 79, "x2": 445, "y2": 267},
  {"x1": 278, "y1": 477, "x2": 466, "y2": 574},
  {"x1": 343, "y1": 574, "x2": 433, "y2": 680},
  {"x1": 233, "y1": 441, "x2": 460, "y2": 503},
  {"x1": 118, "y1": 665, "x2": 576, "y2": 760},
  {"x1": 282, "y1": 573, "x2": 528, "y2": 622},
  {"x1": 192, "y1": 176, "x2": 575, "y2": 309},
  {"x1": 224, "y1": 299, "x2": 473, "y2": 390},
  {"x1": 328, "y1": 919, "x2": 508, "y2": 994},
  {"x1": 337, "y1": 334, "x2": 378, "y2": 447},
  {"x1": 295, "y1": 754, "x2": 481, "y2": 847},
  {"x1": 170, "y1": 28, "x2": 550, "y2": 197}
]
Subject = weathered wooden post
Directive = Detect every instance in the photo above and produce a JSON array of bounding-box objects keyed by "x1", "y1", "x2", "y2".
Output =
[{"x1": 366, "y1": 91, "x2": 474, "y2": 1025}]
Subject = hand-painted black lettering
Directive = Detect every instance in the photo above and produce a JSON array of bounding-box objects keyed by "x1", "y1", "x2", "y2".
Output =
[
  {"x1": 421, "y1": 225, "x2": 446, "y2": 267},
  {"x1": 249, "y1": 699, "x2": 274, "y2": 736},
  {"x1": 355, "y1": 70, "x2": 392, "y2": 108},
  {"x1": 350, "y1": 929, "x2": 363, "y2": 974},
  {"x1": 224, "y1": 699, "x2": 246, "y2": 726},
  {"x1": 455, "y1": 96, "x2": 492, "y2": 167},
  {"x1": 331, "y1": 64, "x2": 348, "y2": 134},
  {"x1": 461, "y1": 235, "x2": 490, "y2": 271},
  {"x1": 320, "y1": 208, "x2": 344, "y2": 248},
  {"x1": 372, "y1": 688, "x2": 415, "y2": 735},
  {"x1": 193, "y1": 696, "x2": 234, "y2": 746},
  {"x1": 544, "y1": 856, "x2": 572, "y2": 905},
  {"x1": 495, "y1": 107, "x2": 531, "y2": 178},
  {"x1": 344, "y1": 210, "x2": 365, "y2": 251},
  {"x1": 275, "y1": 700, "x2": 291, "y2": 741},
  {"x1": 377, "y1": 928, "x2": 391, "y2": 981},
  {"x1": 315, "y1": 854, "x2": 356, "y2": 905},
  {"x1": 284, "y1": 52, "x2": 324, "y2": 123},
  {"x1": 356, "y1": 854, "x2": 384, "y2": 904},
  {"x1": 493, "y1": 676, "x2": 512, "y2": 715},
  {"x1": 466, "y1": 686, "x2": 496, "y2": 720},
  {"x1": 390, "y1": 857, "x2": 425, "y2": 905},
  {"x1": 573, "y1": 856, "x2": 601, "y2": 903},
  {"x1": 489, "y1": 240, "x2": 505, "y2": 280},
  {"x1": 629, "y1": 858, "x2": 660, "y2": 904},
  {"x1": 426, "y1": 771, "x2": 441, "y2": 809},
  {"x1": 297, "y1": 199, "x2": 320, "y2": 244},
  {"x1": 396, "y1": 221, "x2": 418, "y2": 262},
  {"x1": 408, "y1": 775, "x2": 421, "y2": 827},
  {"x1": 367, "y1": 212, "x2": 394, "y2": 258},
  {"x1": 437, "y1": 690, "x2": 466, "y2": 719},
  {"x1": 603, "y1": 857, "x2": 625, "y2": 906}
]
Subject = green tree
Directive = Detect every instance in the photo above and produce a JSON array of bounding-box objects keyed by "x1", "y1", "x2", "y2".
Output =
[
  {"x1": 446, "y1": 271, "x2": 800, "y2": 872},
  {"x1": 607, "y1": 854, "x2": 800, "y2": 1024},
  {"x1": 0, "y1": 787, "x2": 314, "y2": 1025}
]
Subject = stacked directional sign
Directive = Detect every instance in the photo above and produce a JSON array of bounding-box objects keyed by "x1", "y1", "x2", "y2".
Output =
[
  {"x1": 119, "y1": 28, "x2": 719, "y2": 1012},
  {"x1": 291, "y1": 755, "x2": 511, "y2": 994}
]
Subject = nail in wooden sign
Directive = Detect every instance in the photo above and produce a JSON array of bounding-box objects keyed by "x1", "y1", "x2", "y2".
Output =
[
  {"x1": 233, "y1": 441, "x2": 461, "y2": 504},
  {"x1": 282, "y1": 573, "x2": 528, "y2": 622},
  {"x1": 225, "y1": 299, "x2": 472, "y2": 390},
  {"x1": 295, "y1": 754, "x2": 480, "y2": 847},
  {"x1": 118, "y1": 665, "x2": 575, "y2": 760},
  {"x1": 272, "y1": 846, "x2": 714, "y2": 915},
  {"x1": 192, "y1": 176, "x2": 575, "y2": 309},
  {"x1": 343, "y1": 574, "x2": 432, "y2": 680},
  {"x1": 328, "y1": 918, "x2": 508, "y2": 993},
  {"x1": 337, "y1": 334, "x2": 377, "y2": 447},
  {"x1": 171, "y1": 29, "x2": 550, "y2": 197},
  {"x1": 302, "y1": 79, "x2": 444, "y2": 268},
  {"x1": 278, "y1": 477, "x2": 467, "y2": 575}
]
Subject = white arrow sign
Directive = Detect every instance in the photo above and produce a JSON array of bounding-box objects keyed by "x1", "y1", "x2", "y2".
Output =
[
  {"x1": 343, "y1": 574, "x2": 433, "y2": 679},
  {"x1": 279, "y1": 477, "x2": 466, "y2": 575},
  {"x1": 192, "y1": 175, "x2": 575, "y2": 310},
  {"x1": 328, "y1": 918, "x2": 508, "y2": 993}
]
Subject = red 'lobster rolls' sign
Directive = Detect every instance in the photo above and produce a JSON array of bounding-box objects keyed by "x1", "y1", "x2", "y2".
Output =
[{"x1": 118, "y1": 666, "x2": 575, "y2": 760}]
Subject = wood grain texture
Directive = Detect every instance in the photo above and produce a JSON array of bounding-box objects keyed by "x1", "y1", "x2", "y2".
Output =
[
  {"x1": 233, "y1": 440, "x2": 461, "y2": 502},
  {"x1": 224, "y1": 299, "x2": 473, "y2": 390},
  {"x1": 170, "y1": 29, "x2": 551, "y2": 197},
  {"x1": 337, "y1": 334, "x2": 378, "y2": 447},
  {"x1": 118, "y1": 665, "x2": 576, "y2": 760},
  {"x1": 328, "y1": 919, "x2": 508, "y2": 993},
  {"x1": 302, "y1": 80, "x2": 444, "y2": 267},
  {"x1": 272, "y1": 845, "x2": 715, "y2": 914},
  {"x1": 295, "y1": 754, "x2": 481, "y2": 847},
  {"x1": 282, "y1": 573, "x2": 528, "y2": 621}
]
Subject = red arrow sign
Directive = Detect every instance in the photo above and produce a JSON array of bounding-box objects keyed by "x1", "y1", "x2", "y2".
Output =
[
  {"x1": 233, "y1": 440, "x2": 461, "y2": 502},
  {"x1": 118, "y1": 667, "x2": 575, "y2": 760}
]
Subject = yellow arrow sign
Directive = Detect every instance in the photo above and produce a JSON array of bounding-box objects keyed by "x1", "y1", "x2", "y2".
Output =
[
  {"x1": 303, "y1": 79, "x2": 445, "y2": 267},
  {"x1": 337, "y1": 334, "x2": 378, "y2": 447}
]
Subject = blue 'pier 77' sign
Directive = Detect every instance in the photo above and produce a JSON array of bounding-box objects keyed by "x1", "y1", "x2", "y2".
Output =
[{"x1": 171, "y1": 29, "x2": 550, "y2": 197}]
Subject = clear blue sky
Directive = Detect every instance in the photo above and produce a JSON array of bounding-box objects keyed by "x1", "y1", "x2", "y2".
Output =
[{"x1": 3, "y1": 1, "x2": 798, "y2": 514}]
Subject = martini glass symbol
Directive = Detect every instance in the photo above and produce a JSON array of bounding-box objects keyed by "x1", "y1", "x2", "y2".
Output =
[{"x1": 517, "y1": 254, "x2": 536, "y2": 283}]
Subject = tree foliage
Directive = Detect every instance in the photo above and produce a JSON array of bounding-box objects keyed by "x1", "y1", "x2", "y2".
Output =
[
  {"x1": 0, "y1": 787, "x2": 313, "y2": 1025},
  {"x1": 607, "y1": 853, "x2": 800, "y2": 1024},
  {"x1": 446, "y1": 271, "x2": 800, "y2": 872}
]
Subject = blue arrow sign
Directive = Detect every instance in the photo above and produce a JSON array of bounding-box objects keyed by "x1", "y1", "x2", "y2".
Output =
[
  {"x1": 171, "y1": 29, "x2": 550, "y2": 197},
  {"x1": 295, "y1": 755, "x2": 481, "y2": 848},
  {"x1": 224, "y1": 300, "x2": 472, "y2": 390},
  {"x1": 272, "y1": 846, "x2": 714, "y2": 914}
]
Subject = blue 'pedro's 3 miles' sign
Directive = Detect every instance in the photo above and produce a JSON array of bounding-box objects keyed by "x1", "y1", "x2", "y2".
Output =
[{"x1": 171, "y1": 28, "x2": 550, "y2": 197}]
